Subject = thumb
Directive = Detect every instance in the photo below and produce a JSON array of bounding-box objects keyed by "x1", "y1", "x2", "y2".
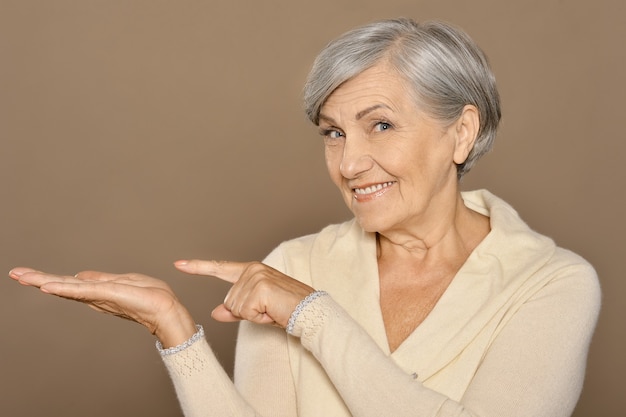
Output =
[
  {"x1": 211, "y1": 304, "x2": 241, "y2": 322},
  {"x1": 211, "y1": 304, "x2": 278, "y2": 326}
]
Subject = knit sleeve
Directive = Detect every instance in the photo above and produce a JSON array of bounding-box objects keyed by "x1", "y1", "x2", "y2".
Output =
[
  {"x1": 234, "y1": 322, "x2": 298, "y2": 417},
  {"x1": 289, "y1": 264, "x2": 601, "y2": 417},
  {"x1": 160, "y1": 244, "x2": 299, "y2": 417},
  {"x1": 231, "y1": 244, "x2": 299, "y2": 417},
  {"x1": 160, "y1": 336, "x2": 260, "y2": 417}
]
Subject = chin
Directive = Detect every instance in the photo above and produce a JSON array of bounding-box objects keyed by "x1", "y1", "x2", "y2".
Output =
[{"x1": 354, "y1": 215, "x2": 386, "y2": 234}]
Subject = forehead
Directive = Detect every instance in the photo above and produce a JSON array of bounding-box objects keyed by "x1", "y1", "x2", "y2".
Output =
[{"x1": 321, "y1": 63, "x2": 414, "y2": 118}]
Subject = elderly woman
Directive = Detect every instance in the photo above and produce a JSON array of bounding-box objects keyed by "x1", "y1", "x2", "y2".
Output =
[{"x1": 9, "y1": 18, "x2": 600, "y2": 417}]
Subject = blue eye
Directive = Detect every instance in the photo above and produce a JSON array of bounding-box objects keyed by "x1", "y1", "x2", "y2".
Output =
[
  {"x1": 320, "y1": 128, "x2": 344, "y2": 139},
  {"x1": 374, "y1": 122, "x2": 392, "y2": 132}
]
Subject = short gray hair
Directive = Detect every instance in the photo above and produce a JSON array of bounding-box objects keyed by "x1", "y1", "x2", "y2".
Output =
[{"x1": 303, "y1": 18, "x2": 501, "y2": 178}]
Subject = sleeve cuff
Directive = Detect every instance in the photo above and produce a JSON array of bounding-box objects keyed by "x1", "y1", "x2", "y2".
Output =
[
  {"x1": 156, "y1": 324, "x2": 204, "y2": 356},
  {"x1": 286, "y1": 291, "x2": 343, "y2": 346}
]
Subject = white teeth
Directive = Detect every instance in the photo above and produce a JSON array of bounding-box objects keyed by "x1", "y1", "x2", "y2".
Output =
[{"x1": 354, "y1": 181, "x2": 394, "y2": 195}]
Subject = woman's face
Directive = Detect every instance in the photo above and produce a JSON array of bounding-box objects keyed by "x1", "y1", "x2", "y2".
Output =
[{"x1": 319, "y1": 63, "x2": 472, "y2": 235}]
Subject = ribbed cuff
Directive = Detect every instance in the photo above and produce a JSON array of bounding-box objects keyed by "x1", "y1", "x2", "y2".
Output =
[
  {"x1": 156, "y1": 324, "x2": 204, "y2": 356},
  {"x1": 286, "y1": 290, "x2": 328, "y2": 335}
]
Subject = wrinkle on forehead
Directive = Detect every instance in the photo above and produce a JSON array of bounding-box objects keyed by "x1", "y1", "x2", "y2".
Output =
[{"x1": 319, "y1": 64, "x2": 411, "y2": 124}]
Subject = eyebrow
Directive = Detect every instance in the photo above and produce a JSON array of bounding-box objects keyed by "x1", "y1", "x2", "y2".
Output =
[
  {"x1": 318, "y1": 103, "x2": 393, "y2": 125},
  {"x1": 355, "y1": 104, "x2": 392, "y2": 120}
]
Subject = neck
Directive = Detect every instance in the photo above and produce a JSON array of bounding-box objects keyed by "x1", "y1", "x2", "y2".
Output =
[{"x1": 377, "y1": 192, "x2": 489, "y2": 264}]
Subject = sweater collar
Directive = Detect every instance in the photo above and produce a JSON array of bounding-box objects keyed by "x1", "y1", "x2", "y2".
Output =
[{"x1": 312, "y1": 189, "x2": 556, "y2": 379}]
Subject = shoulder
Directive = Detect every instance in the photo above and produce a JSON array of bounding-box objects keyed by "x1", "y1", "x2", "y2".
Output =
[
  {"x1": 465, "y1": 189, "x2": 601, "y2": 303},
  {"x1": 543, "y1": 247, "x2": 601, "y2": 307},
  {"x1": 267, "y1": 219, "x2": 363, "y2": 258},
  {"x1": 261, "y1": 219, "x2": 366, "y2": 281}
]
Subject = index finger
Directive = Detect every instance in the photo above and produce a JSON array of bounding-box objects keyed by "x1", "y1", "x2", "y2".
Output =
[{"x1": 174, "y1": 259, "x2": 248, "y2": 283}]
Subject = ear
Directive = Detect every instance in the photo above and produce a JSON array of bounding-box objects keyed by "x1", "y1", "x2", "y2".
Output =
[{"x1": 452, "y1": 105, "x2": 480, "y2": 165}]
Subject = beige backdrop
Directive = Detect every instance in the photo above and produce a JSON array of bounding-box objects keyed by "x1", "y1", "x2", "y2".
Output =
[{"x1": 1, "y1": 1, "x2": 624, "y2": 416}]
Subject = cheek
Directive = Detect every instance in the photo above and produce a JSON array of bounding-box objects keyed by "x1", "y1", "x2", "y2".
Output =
[{"x1": 324, "y1": 147, "x2": 343, "y2": 185}]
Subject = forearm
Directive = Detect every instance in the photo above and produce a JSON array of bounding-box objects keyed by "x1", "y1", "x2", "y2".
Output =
[
  {"x1": 290, "y1": 282, "x2": 599, "y2": 417},
  {"x1": 160, "y1": 332, "x2": 260, "y2": 417},
  {"x1": 291, "y1": 295, "x2": 465, "y2": 417}
]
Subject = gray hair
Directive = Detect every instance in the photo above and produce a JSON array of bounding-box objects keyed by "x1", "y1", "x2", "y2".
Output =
[{"x1": 303, "y1": 18, "x2": 501, "y2": 178}]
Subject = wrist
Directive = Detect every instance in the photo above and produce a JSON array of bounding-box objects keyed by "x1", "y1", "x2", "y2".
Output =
[{"x1": 154, "y1": 305, "x2": 198, "y2": 349}]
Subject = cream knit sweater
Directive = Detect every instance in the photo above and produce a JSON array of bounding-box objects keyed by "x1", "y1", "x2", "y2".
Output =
[{"x1": 161, "y1": 190, "x2": 601, "y2": 417}]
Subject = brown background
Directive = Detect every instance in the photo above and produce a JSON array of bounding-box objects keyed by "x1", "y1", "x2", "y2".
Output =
[{"x1": 1, "y1": 1, "x2": 624, "y2": 416}]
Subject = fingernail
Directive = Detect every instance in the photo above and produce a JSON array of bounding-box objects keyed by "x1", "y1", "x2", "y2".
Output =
[
  {"x1": 174, "y1": 260, "x2": 188, "y2": 267},
  {"x1": 9, "y1": 269, "x2": 23, "y2": 278}
]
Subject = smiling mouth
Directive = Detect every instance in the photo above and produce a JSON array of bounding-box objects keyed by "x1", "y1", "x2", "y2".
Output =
[{"x1": 353, "y1": 181, "x2": 395, "y2": 196}]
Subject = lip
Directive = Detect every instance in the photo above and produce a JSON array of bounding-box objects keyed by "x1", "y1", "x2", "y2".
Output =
[{"x1": 351, "y1": 181, "x2": 396, "y2": 202}]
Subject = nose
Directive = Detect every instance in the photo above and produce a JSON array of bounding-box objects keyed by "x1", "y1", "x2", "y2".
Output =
[{"x1": 339, "y1": 136, "x2": 373, "y2": 179}]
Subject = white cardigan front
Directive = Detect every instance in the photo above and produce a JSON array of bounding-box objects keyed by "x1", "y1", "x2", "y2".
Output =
[{"x1": 162, "y1": 190, "x2": 601, "y2": 417}]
